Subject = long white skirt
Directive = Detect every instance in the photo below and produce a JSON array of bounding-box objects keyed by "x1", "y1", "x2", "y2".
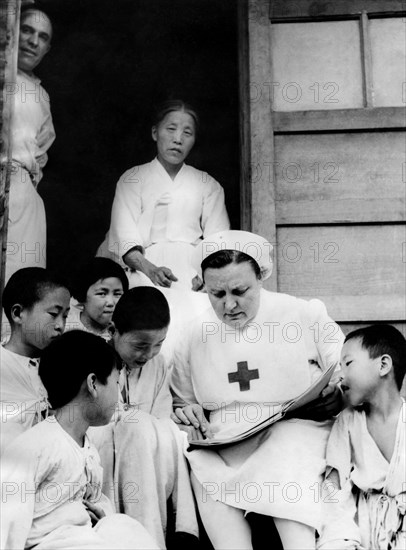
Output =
[{"x1": 186, "y1": 418, "x2": 334, "y2": 531}]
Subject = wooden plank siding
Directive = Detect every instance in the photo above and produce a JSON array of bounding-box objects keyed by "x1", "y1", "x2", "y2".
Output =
[
  {"x1": 270, "y1": 0, "x2": 406, "y2": 21},
  {"x1": 276, "y1": 225, "x2": 406, "y2": 321},
  {"x1": 274, "y1": 132, "x2": 406, "y2": 224},
  {"x1": 246, "y1": 0, "x2": 405, "y2": 332},
  {"x1": 273, "y1": 107, "x2": 406, "y2": 132}
]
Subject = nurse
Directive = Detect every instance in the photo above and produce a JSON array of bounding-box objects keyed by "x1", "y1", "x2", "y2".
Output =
[{"x1": 171, "y1": 230, "x2": 344, "y2": 549}]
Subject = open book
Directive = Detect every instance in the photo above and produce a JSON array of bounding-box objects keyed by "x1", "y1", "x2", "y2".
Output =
[{"x1": 188, "y1": 363, "x2": 338, "y2": 449}]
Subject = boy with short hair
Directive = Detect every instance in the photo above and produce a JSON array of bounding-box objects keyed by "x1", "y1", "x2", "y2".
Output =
[
  {"x1": 1, "y1": 330, "x2": 159, "y2": 549},
  {"x1": 90, "y1": 287, "x2": 199, "y2": 548},
  {"x1": 0, "y1": 267, "x2": 70, "y2": 448},
  {"x1": 319, "y1": 324, "x2": 406, "y2": 550},
  {"x1": 110, "y1": 286, "x2": 171, "y2": 417}
]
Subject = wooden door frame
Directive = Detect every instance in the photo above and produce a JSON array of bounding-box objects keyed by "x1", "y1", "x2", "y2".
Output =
[
  {"x1": 237, "y1": 0, "x2": 278, "y2": 290},
  {"x1": 0, "y1": 0, "x2": 21, "y2": 322}
]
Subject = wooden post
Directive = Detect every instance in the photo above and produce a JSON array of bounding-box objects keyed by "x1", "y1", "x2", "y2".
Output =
[
  {"x1": 237, "y1": 0, "x2": 252, "y2": 233},
  {"x1": 247, "y1": 0, "x2": 277, "y2": 290},
  {"x1": 0, "y1": 0, "x2": 20, "y2": 330}
]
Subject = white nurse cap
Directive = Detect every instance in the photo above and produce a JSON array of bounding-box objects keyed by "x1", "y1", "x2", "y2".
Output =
[{"x1": 193, "y1": 230, "x2": 274, "y2": 280}]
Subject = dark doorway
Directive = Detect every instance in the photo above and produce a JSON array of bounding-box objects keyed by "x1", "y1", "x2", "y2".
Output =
[{"x1": 35, "y1": 0, "x2": 240, "y2": 273}]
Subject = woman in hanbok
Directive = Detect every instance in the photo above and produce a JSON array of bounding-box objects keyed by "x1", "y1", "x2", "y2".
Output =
[
  {"x1": 97, "y1": 100, "x2": 230, "y2": 291},
  {"x1": 170, "y1": 230, "x2": 344, "y2": 549}
]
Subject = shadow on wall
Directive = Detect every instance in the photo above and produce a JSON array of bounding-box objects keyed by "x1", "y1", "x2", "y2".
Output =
[{"x1": 35, "y1": 0, "x2": 240, "y2": 273}]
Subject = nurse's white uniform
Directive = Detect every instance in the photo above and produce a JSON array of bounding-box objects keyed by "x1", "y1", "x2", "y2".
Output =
[{"x1": 171, "y1": 290, "x2": 344, "y2": 530}]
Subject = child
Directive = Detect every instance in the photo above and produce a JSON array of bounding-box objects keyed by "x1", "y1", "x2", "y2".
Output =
[
  {"x1": 89, "y1": 287, "x2": 199, "y2": 548},
  {"x1": 110, "y1": 286, "x2": 171, "y2": 417},
  {"x1": 1, "y1": 330, "x2": 159, "y2": 549},
  {"x1": 319, "y1": 325, "x2": 406, "y2": 550},
  {"x1": 0, "y1": 267, "x2": 70, "y2": 449},
  {"x1": 66, "y1": 257, "x2": 128, "y2": 340}
]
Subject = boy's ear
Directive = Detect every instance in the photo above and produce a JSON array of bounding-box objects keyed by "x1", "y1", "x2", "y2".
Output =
[
  {"x1": 87, "y1": 373, "x2": 98, "y2": 397},
  {"x1": 10, "y1": 304, "x2": 24, "y2": 324},
  {"x1": 379, "y1": 354, "x2": 393, "y2": 378}
]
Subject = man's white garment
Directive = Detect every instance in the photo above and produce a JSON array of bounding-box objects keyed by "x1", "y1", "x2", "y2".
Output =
[
  {"x1": 319, "y1": 402, "x2": 406, "y2": 549},
  {"x1": 171, "y1": 290, "x2": 344, "y2": 530},
  {"x1": 0, "y1": 345, "x2": 48, "y2": 452},
  {"x1": 98, "y1": 158, "x2": 229, "y2": 290},
  {"x1": 1, "y1": 417, "x2": 159, "y2": 549},
  {"x1": 5, "y1": 70, "x2": 55, "y2": 282}
]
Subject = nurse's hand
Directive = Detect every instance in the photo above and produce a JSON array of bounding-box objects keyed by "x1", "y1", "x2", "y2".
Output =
[
  {"x1": 177, "y1": 423, "x2": 208, "y2": 442},
  {"x1": 148, "y1": 265, "x2": 178, "y2": 287},
  {"x1": 289, "y1": 383, "x2": 344, "y2": 421},
  {"x1": 172, "y1": 404, "x2": 213, "y2": 438}
]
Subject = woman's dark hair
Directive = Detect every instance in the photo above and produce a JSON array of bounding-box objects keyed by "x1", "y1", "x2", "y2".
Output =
[
  {"x1": 39, "y1": 330, "x2": 121, "y2": 409},
  {"x1": 2, "y1": 267, "x2": 70, "y2": 323},
  {"x1": 345, "y1": 324, "x2": 406, "y2": 390},
  {"x1": 201, "y1": 250, "x2": 261, "y2": 281},
  {"x1": 112, "y1": 287, "x2": 170, "y2": 333},
  {"x1": 71, "y1": 257, "x2": 129, "y2": 303},
  {"x1": 152, "y1": 100, "x2": 199, "y2": 133}
]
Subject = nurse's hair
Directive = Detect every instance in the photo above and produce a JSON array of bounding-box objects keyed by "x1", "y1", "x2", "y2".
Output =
[
  {"x1": 39, "y1": 331, "x2": 122, "y2": 409},
  {"x1": 344, "y1": 324, "x2": 406, "y2": 390},
  {"x1": 152, "y1": 100, "x2": 199, "y2": 133},
  {"x1": 71, "y1": 257, "x2": 129, "y2": 303},
  {"x1": 112, "y1": 287, "x2": 170, "y2": 333},
  {"x1": 201, "y1": 250, "x2": 261, "y2": 282}
]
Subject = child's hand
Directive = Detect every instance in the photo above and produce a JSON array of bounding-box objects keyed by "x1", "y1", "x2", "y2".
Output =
[
  {"x1": 83, "y1": 499, "x2": 106, "y2": 526},
  {"x1": 172, "y1": 404, "x2": 213, "y2": 438},
  {"x1": 290, "y1": 383, "x2": 344, "y2": 421}
]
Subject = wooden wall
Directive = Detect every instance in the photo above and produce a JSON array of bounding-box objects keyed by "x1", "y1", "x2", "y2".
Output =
[{"x1": 246, "y1": 0, "x2": 406, "y2": 334}]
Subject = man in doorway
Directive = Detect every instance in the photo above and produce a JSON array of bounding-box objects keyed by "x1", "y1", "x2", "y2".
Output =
[{"x1": 5, "y1": 3, "x2": 55, "y2": 283}]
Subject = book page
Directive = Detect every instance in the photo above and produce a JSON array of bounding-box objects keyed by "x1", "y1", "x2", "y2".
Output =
[{"x1": 188, "y1": 363, "x2": 338, "y2": 449}]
